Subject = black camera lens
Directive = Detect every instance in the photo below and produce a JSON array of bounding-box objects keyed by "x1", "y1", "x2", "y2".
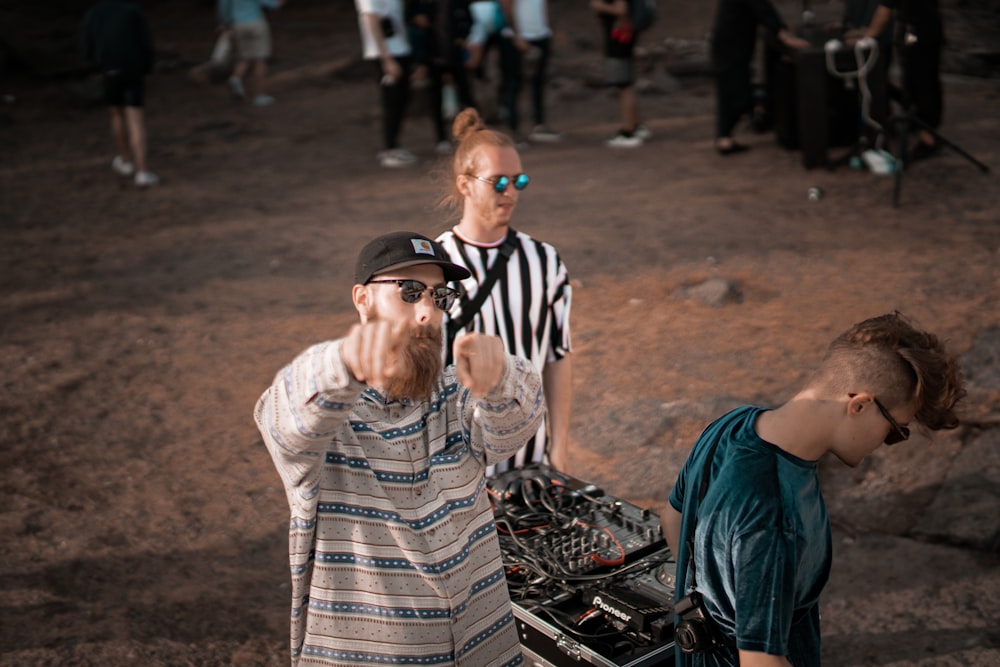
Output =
[{"x1": 675, "y1": 620, "x2": 708, "y2": 654}]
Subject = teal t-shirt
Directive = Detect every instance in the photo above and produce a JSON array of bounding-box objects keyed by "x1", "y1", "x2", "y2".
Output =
[{"x1": 668, "y1": 406, "x2": 832, "y2": 666}]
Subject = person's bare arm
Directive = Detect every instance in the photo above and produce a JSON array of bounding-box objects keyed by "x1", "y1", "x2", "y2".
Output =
[
  {"x1": 777, "y1": 28, "x2": 810, "y2": 50},
  {"x1": 499, "y1": 0, "x2": 530, "y2": 51},
  {"x1": 662, "y1": 502, "x2": 682, "y2": 559},
  {"x1": 738, "y1": 650, "x2": 794, "y2": 667},
  {"x1": 541, "y1": 354, "x2": 572, "y2": 472},
  {"x1": 590, "y1": 0, "x2": 626, "y2": 17},
  {"x1": 864, "y1": 5, "x2": 893, "y2": 39},
  {"x1": 361, "y1": 11, "x2": 401, "y2": 80}
]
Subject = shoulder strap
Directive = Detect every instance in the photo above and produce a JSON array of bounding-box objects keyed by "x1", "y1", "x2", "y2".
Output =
[{"x1": 446, "y1": 228, "x2": 518, "y2": 340}]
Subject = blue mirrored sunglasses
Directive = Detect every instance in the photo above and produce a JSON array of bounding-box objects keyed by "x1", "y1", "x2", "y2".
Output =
[{"x1": 470, "y1": 173, "x2": 530, "y2": 193}]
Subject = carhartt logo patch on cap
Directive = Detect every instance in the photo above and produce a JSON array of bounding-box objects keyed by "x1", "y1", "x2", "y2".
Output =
[{"x1": 411, "y1": 239, "x2": 435, "y2": 255}]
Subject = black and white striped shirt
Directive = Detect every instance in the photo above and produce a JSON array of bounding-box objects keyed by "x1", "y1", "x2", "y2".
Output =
[{"x1": 437, "y1": 227, "x2": 572, "y2": 473}]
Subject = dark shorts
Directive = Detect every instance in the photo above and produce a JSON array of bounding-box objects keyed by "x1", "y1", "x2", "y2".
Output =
[
  {"x1": 603, "y1": 29, "x2": 635, "y2": 88},
  {"x1": 103, "y1": 71, "x2": 145, "y2": 108},
  {"x1": 605, "y1": 57, "x2": 634, "y2": 87}
]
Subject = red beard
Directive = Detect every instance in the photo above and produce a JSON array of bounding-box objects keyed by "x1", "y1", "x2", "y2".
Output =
[{"x1": 381, "y1": 324, "x2": 444, "y2": 401}]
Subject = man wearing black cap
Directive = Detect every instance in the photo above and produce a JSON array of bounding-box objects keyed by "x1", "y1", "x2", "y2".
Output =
[{"x1": 254, "y1": 230, "x2": 544, "y2": 666}]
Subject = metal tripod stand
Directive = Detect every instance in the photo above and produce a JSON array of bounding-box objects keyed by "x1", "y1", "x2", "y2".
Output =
[{"x1": 890, "y1": 108, "x2": 991, "y2": 207}]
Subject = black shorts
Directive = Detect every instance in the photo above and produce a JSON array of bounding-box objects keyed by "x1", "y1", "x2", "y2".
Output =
[
  {"x1": 605, "y1": 57, "x2": 634, "y2": 88},
  {"x1": 603, "y1": 29, "x2": 635, "y2": 88},
  {"x1": 102, "y1": 71, "x2": 145, "y2": 107}
]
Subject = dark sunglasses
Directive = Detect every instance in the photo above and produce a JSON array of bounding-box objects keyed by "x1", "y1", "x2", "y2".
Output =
[
  {"x1": 873, "y1": 396, "x2": 910, "y2": 445},
  {"x1": 470, "y1": 173, "x2": 530, "y2": 193},
  {"x1": 368, "y1": 279, "x2": 459, "y2": 311}
]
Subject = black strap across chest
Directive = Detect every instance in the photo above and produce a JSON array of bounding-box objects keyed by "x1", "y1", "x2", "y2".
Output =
[{"x1": 446, "y1": 228, "x2": 517, "y2": 341}]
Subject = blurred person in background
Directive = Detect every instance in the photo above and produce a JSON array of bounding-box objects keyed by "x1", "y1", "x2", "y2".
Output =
[
  {"x1": 83, "y1": 0, "x2": 158, "y2": 187},
  {"x1": 218, "y1": 0, "x2": 285, "y2": 107}
]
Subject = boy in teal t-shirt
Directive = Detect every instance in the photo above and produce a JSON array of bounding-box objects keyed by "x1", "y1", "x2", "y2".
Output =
[{"x1": 664, "y1": 312, "x2": 965, "y2": 666}]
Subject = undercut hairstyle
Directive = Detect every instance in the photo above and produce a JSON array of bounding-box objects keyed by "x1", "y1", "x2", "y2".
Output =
[
  {"x1": 814, "y1": 312, "x2": 965, "y2": 431},
  {"x1": 438, "y1": 108, "x2": 516, "y2": 212}
]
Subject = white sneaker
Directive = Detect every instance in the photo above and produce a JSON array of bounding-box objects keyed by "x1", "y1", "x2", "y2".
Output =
[
  {"x1": 606, "y1": 130, "x2": 643, "y2": 148},
  {"x1": 378, "y1": 148, "x2": 418, "y2": 168},
  {"x1": 528, "y1": 125, "x2": 562, "y2": 143},
  {"x1": 135, "y1": 170, "x2": 159, "y2": 187},
  {"x1": 252, "y1": 94, "x2": 275, "y2": 107},
  {"x1": 635, "y1": 125, "x2": 653, "y2": 141},
  {"x1": 511, "y1": 132, "x2": 530, "y2": 150},
  {"x1": 228, "y1": 76, "x2": 245, "y2": 99},
  {"x1": 442, "y1": 84, "x2": 460, "y2": 119},
  {"x1": 111, "y1": 155, "x2": 135, "y2": 177}
]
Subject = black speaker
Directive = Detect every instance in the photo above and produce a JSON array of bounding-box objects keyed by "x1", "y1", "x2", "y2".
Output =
[{"x1": 767, "y1": 37, "x2": 888, "y2": 169}]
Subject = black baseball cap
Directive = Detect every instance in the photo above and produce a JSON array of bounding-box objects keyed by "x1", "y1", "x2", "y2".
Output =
[{"x1": 354, "y1": 231, "x2": 471, "y2": 285}]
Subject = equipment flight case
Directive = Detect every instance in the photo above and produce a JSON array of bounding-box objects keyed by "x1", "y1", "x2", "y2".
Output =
[{"x1": 488, "y1": 465, "x2": 679, "y2": 666}]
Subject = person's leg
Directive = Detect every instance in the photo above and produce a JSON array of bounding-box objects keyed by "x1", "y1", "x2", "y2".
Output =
[
  {"x1": 619, "y1": 84, "x2": 638, "y2": 133},
  {"x1": 905, "y1": 40, "x2": 943, "y2": 146},
  {"x1": 427, "y1": 61, "x2": 447, "y2": 143},
  {"x1": 377, "y1": 64, "x2": 397, "y2": 150},
  {"x1": 378, "y1": 58, "x2": 412, "y2": 150},
  {"x1": 606, "y1": 32, "x2": 640, "y2": 139},
  {"x1": 251, "y1": 19, "x2": 273, "y2": 104},
  {"x1": 124, "y1": 106, "x2": 148, "y2": 173},
  {"x1": 232, "y1": 59, "x2": 249, "y2": 80},
  {"x1": 121, "y1": 76, "x2": 156, "y2": 184},
  {"x1": 110, "y1": 106, "x2": 131, "y2": 162},
  {"x1": 252, "y1": 59, "x2": 269, "y2": 100},
  {"x1": 484, "y1": 31, "x2": 500, "y2": 82},
  {"x1": 603, "y1": 55, "x2": 642, "y2": 146},
  {"x1": 529, "y1": 37, "x2": 551, "y2": 127},
  {"x1": 230, "y1": 59, "x2": 249, "y2": 98},
  {"x1": 499, "y1": 36, "x2": 522, "y2": 134},
  {"x1": 449, "y1": 48, "x2": 477, "y2": 111},
  {"x1": 714, "y1": 63, "x2": 752, "y2": 151},
  {"x1": 104, "y1": 72, "x2": 133, "y2": 173}
]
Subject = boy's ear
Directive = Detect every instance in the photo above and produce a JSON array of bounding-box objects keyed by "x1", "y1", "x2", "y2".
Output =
[{"x1": 847, "y1": 393, "x2": 872, "y2": 415}]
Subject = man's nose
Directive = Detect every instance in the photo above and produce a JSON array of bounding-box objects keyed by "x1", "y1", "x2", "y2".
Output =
[{"x1": 414, "y1": 292, "x2": 436, "y2": 323}]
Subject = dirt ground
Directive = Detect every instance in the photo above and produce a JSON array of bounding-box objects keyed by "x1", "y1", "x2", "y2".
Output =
[{"x1": 1, "y1": 1, "x2": 999, "y2": 665}]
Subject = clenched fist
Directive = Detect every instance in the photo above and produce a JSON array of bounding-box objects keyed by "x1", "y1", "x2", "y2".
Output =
[
  {"x1": 340, "y1": 320, "x2": 406, "y2": 390},
  {"x1": 453, "y1": 333, "x2": 506, "y2": 398}
]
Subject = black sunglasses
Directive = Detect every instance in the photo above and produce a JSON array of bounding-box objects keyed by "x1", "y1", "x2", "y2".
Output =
[
  {"x1": 368, "y1": 279, "x2": 459, "y2": 311},
  {"x1": 470, "y1": 173, "x2": 530, "y2": 193},
  {"x1": 873, "y1": 396, "x2": 910, "y2": 445}
]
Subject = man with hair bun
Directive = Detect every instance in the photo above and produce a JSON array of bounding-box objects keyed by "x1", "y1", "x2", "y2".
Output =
[
  {"x1": 436, "y1": 107, "x2": 573, "y2": 475},
  {"x1": 663, "y1": 311, "x2": 965, "y2": 666}
]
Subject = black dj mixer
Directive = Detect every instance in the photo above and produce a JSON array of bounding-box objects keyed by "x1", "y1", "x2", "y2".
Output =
[{"x1": 488, "y1": 465, "x2": 678, "y2": 667}]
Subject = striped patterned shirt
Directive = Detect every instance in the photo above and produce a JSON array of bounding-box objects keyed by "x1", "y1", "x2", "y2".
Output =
[
  {"x1": 254, "y1": 339, "x2": 544, "y2": 666},
  {"x1": 436, "y1": 227, "x2": 572, "y2": 474}
]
